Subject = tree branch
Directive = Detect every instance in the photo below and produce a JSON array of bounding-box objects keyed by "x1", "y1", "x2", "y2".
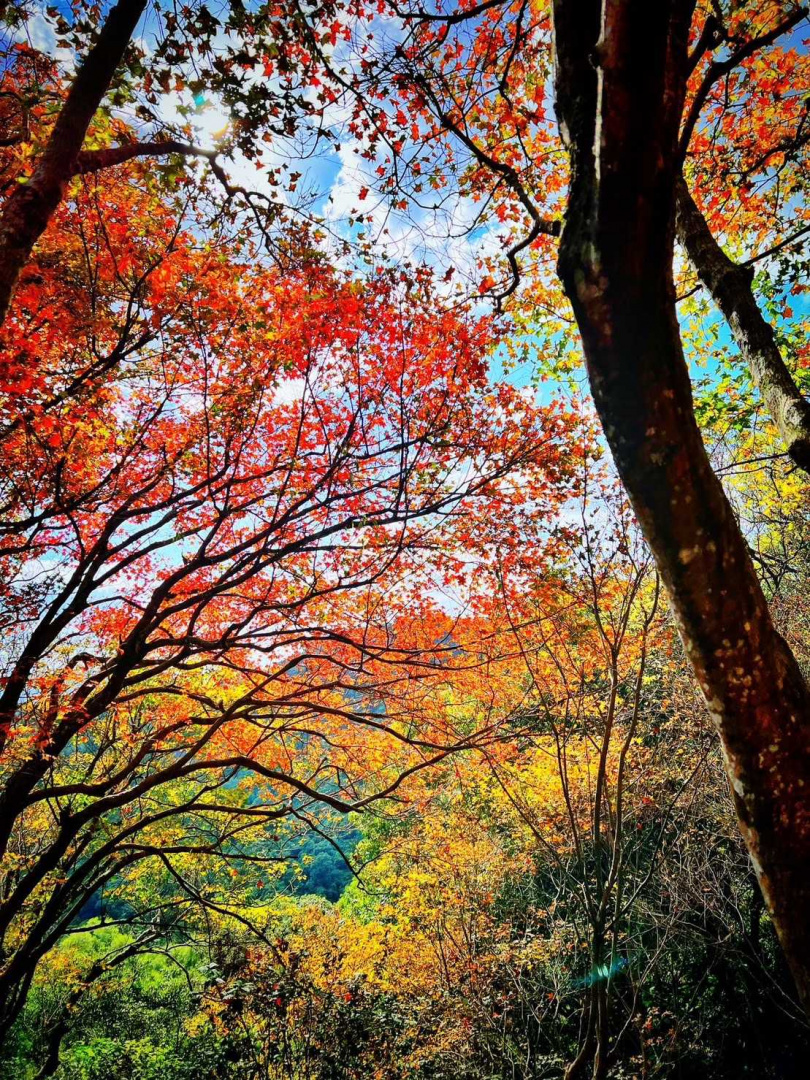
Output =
[
  {"x1": 675, "y1": 173, "x2": 810, "y2": 472},
  {"x1": 679, "y1": 6, "x2": 809, "y2": 160},
  {"x1": 0, "y1": 0, "x2": 148, "y2": 327}
]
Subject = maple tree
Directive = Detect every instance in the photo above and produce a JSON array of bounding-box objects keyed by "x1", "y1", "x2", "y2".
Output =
[{"x1": 0, "y1": 94, "x2": 582, "y2": 1041}]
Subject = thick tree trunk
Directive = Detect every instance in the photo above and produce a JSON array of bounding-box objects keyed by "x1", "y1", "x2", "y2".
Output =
[
  {"x1": 0, "y1": 0, "x2": 146, "y2": 327},
  {"x1": 552, "y1": 0, "x2": 810, "y2": 1013},
  {"x1": 674, "y1": 175, "x2": 810, "y2": 472}
]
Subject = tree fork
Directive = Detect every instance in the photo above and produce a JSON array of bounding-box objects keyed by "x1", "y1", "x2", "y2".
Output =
[
  {"x1": 0, "y1": 0, "x2": 146, "y2": 327},
  {"x1": 552, "y1": 0, "x2": 810, "y2": 1013}
]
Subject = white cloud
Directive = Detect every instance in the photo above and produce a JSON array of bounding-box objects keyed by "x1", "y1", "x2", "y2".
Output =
[
  {"x1": 9, "y1": 5, "x2": 74, "y2": 68},
  {"x1": 273, "y1": 377, "x2": 306, "y2": 405}
]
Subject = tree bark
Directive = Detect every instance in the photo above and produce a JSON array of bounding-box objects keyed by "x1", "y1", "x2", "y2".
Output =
[
  {"x1": 552, "y1": 0, "x2": 810, "y2": 1013},
  {"x1": 0, "y1": 0, "x2": 146, "y2": 327},
  {"x1": 674, "y1": 175, "x2": 810, "y2": 473}
]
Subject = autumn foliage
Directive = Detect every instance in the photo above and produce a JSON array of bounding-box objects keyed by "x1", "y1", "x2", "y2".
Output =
[{"x1": 2, "y1": 1, "x2": 810, "y2": 1078}]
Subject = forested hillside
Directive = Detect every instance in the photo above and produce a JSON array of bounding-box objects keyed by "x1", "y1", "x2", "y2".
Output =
[{"x1": 2, "y1": 1, "x2": 810, "y2": 1077}]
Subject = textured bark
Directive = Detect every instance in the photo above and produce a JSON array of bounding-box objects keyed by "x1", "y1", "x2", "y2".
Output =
[
  {"x1": 74, "y1": 140, "x2": 203, "y2": 173},
  {"x1": 675, "y1": 175, "x2": 810, "y2": 472},
  {"x1": 0, "y1": 0, "x2": 146, "y2": 327},
  {"x1": 552, "y1": 0, "x2": 810, "y2": 1014}
]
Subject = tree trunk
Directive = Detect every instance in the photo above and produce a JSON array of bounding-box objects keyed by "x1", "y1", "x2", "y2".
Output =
[
  {"x1": 592, "y1": 979, "x2": 609, "y2": 1080},
  {"x1": 564, "y1": 988, "x2": 596, "y2": 1080},
  {"x1": 674, "y1": 175, "x2": 810, "y2": 473},
  {"x1": 551, "y1": 0, "x2": 810, "y2": 1014},
  {"x1": 0, "y1": 0, "x2": 146, "y2": 327}
]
